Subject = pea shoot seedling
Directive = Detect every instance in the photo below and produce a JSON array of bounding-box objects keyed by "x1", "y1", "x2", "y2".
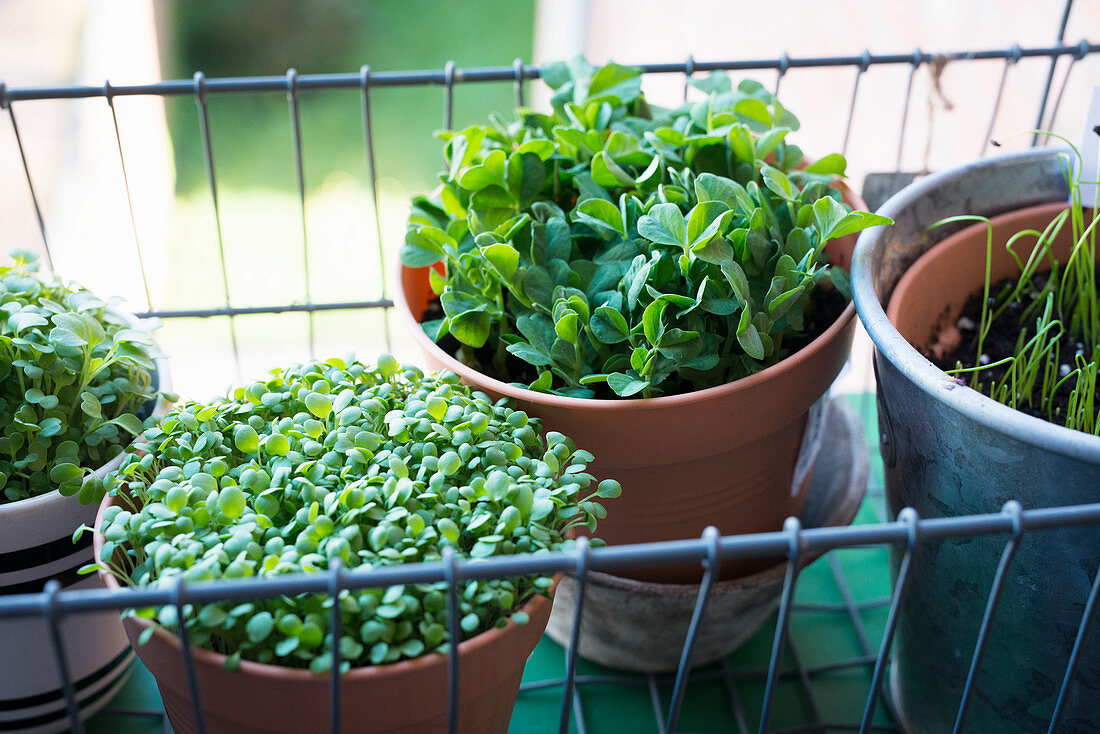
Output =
[
  {"x1": 0, "y1": 250, "x2": 160, "y2": 503},
  {"x1": 403, "y1": 58, "x2": 890, "y2": 398}
]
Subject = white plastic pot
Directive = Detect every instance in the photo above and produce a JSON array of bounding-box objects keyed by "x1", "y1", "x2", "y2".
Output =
[{"x1": 0, "y1": 312, "x2": 171, "y2": 734}]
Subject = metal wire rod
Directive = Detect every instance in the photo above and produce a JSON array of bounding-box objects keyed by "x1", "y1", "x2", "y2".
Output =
[
  {"x1": 840, "y1": 51, "x2": 870, "y2": 156},
  {"x1": 786, "y1": 632, "x2": 822, "y2": 725},
  {"x1": 557, "y1": 537, "x2": 591, "y2": 734},
  {"x1": 980, "y1": 46, "x2": 1020, "y2": 157},
  {"x1": 894, "y1": 49, "x2": 921, "y2": 173},
  {"x1": 328, "y1": 559, "x2": 344, "y2": 734},
  {"x1": 358, "y1": 65, "x2": 393, "y2": 352},
  {"x1": 442, "y1": 546, "x2": 460, "y2": 734},
  {"x1": 133, "y1": 299, "x2": 394, "y2": 320},
  {"x1": 773, "y1": 52, "x2": 790, "y2": 97},
  {"x1": 772, "y1": 723, "x2": 896, "y2": 734},
  {"x1": 759, "y1": 518, "x2": 806, "y2": 734},
  {"x1": 828, "y1": 554, "x2": 875, "y2": 664},
  {"x1": 523, "y1": 650, "x2": 884, "y2": 692},
  {"x1": 42, "y1": 580, "x2": 83, "y2": 734},
  {"x1": 513, "y1": 57, "x2": 526, "y2": 108},
  {"x1": 6, "y1": 503, "x2": 1100, "y2": 621},
  {"x1": 105, "y1": 81, "x2": 154, "y2": 311},
  {"x1": 442, "y1": 60, "x2": 456, "y2": 130},
  {"x1": 721, "y1": 657, "x2": 753, "y2": 734},
  {"x1": 795, "y1": 599, "x2": 891, "y2": 613},
  {"x1": 171, "y1": 574, "x2": 207, "y2": 734},
  {"x1": 520, "y1": 674, "x2": 642, "y2": 693},
  {"x1": 1042, "y1": 39, "x2": 1092, "y2": 141},
  {"x1": 683, "y1": 54, "x2": 696, "y2": 101},
  {"x1": 572, "y1": 684, "x2": 589, "y2": 734},
  {"x1": 647, "y1": 675, "x2": 668, "y2": 734},
  {"x1": 952, "y1": 501, "x2": 1025, "y2": 734},
  {"x1": 285, "y1": 68, "x2": 316, "y2": 359},
  {"x1": 4, "y1": 43, "x2": 1099, "y2": 102},
  {"x1": 860, "y1": 508, "x2": 919, "y2": 734},
  {"x1": 1, "y1": 88, "x2": 53, "y2": 269},
  {"x1": 718, "y1": 654, "x2": 886, "y2": 683},
  {"x1": 666, "y1": 527, "x2": 721, "y2": 732},
  {"x1": 572, "y1": 675, "x2": 589, "y2": 734},
  {"x1": 192, "y1": 71, "x2": 243, "y2": 382},
  {"x1": 1032, "y1": 0, "x2": 1075, "y2": 144},
  {"x1": 1048, "y1": 557, "x2": 1100, "y2": 733}
]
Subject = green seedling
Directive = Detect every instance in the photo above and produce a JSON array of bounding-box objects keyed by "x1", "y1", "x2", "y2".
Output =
[
  {"x1": 932, "y1": 132, "x2": 1100, "y2": 434},
  {"x1": 402, "y1": 58, "x2": 891, "y2": 398},
  {"x1": 0, "y1": 250, "x2": 162, "y2": 503},
  {"x1": 87, "y1": 356, "x2": 619, "y2": 673}
]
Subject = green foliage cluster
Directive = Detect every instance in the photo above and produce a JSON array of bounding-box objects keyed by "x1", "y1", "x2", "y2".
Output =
[
  {"x1": 937, "y1": 144, "x2": 1100, "y2": 433},
  {"x1": 0, "y1": 251, "x2": 159, "y2": 503},
  {"x1": 403, "y1": 58, "x2": 890, "y2": 398},
  {"x1": 92, "y1": 356, "x2": 618, "y2": 673}
]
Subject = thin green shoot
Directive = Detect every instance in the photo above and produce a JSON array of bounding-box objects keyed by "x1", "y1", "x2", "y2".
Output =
[{"x1": 931, "y1": 132, "x2": 1100, "y2": 435}]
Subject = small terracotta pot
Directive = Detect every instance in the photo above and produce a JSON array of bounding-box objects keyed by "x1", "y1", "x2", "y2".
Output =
[
  {"x1": 396, "y1": 185, "x2": 864, "y2": 584},
  {"x1": 887, "y1": 202, "x2": 1080, "y2": 351},
  {"x1": 94, "y1": 498, "x2": 552, "y2": 734}
]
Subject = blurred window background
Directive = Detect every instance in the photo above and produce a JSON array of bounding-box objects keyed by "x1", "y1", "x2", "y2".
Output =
[{"x1": 1, "y1": 0, "x2": 1097, "y2": 398}]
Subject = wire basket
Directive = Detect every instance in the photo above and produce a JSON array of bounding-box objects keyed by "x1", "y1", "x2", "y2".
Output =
[{"x1": 1, "y1": 6, "x2": 1099, "y2": 732}]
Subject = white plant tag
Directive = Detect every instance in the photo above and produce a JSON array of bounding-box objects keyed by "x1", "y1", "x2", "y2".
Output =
[{"x1": 1078, "y1": 86, "x2": 1100, "y2": 207}]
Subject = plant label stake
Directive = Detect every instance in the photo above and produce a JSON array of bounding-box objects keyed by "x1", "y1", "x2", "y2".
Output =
[{"x1": 1078, "y1": 85, "x2": 1100, "y2": 206}]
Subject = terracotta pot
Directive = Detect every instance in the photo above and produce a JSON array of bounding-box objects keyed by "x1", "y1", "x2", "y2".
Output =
[
  {"x1": 544, "y1": 395, "x2": 867, "y2": 672},
  {"x1": 0, "y1": 315, "x2": 170, "y2": 734},
  {"x1": 395, "y1": 185, "x2": 864, "y2": 584},
  {"x1": 888, "y1": 201, "x2": 1083, "y2": 352},
  {"x1": 93, "y1": 498, "x2": 552, "y2": 734}
]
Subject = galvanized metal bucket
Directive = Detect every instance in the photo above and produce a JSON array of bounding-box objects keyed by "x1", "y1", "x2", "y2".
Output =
[{"x1": 851, "y1": 148, "x2": 1100, "y2": 733}]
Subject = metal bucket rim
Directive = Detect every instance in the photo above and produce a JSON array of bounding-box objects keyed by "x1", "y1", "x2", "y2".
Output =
[{"x1": 851, "y1": 147, "x2": 1100, "y2": 462}]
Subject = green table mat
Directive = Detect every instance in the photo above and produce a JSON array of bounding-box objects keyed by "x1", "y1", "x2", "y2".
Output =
[{"x1": 87, "y1": 393, "x2": 895, "y2": 734}]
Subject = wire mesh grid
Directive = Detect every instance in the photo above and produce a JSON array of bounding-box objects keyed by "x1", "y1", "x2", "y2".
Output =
[
  {"x1": 1, "y1": 38, "x2": 1098, "y2": 342},
  {"x1": 1, "y1": 7, "x2": 1100, "y2": 732},
  {"x1": 4, "y1": 402, "x2": 1100, "y2": 734}
]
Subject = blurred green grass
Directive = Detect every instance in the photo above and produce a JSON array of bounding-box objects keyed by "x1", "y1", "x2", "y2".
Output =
[
  {"x1": 153, "y1": 1, "x2": 536, "y2": 397},
  {"x1": 163, "y1": 0, "x2": 537, "y2": 196}
]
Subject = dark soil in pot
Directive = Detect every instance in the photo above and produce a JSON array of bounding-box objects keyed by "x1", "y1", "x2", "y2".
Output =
[
  {"x1": 930, "y1": 270, "x2": 1099, "y2": 425},
  {"x1": 422, "y1": 288, "x2": 849, "y2": 400}
]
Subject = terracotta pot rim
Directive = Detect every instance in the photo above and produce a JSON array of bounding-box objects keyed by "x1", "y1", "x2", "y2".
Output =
[
  {"x1": 396, "y1": 174, "x2": 862, "y2": 412},
  {"x1": 94, "y1": 494, "x2": 554, "y2": 684},
  {"x1": 395, "y1": 277, "x2": 855, "y2": 412},
  {"x1": 112, "y1": 586, "x2": 550, "y2": 684},
  {"x1": 0, "y1": 307, "x2": 172, "y2": 518},
  {"x1": 852, "y1": 149, "x2": 1100, "y2": 461},
  {"x1": 885, "y1": 201, "x2": 1083, "y2": 324}
]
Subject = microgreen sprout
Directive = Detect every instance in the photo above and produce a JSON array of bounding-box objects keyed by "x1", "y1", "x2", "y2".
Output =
[
  {"x1": 0, "y1": 250, "x2": 161, "y2": 503},
  {"x1": 402, "y1": 58, "x2": 891, "y2": 398},
  {"x1": 90, "y1": 356, "x2": 618, "y2": 673},
  {"x1": 931, "y1": 132, "x2": 1100, "y2": 433}
]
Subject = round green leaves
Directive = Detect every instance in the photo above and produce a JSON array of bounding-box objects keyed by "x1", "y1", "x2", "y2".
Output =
[{"x1": 98, "y1": 355, "x2": 617, "y2": 673}]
